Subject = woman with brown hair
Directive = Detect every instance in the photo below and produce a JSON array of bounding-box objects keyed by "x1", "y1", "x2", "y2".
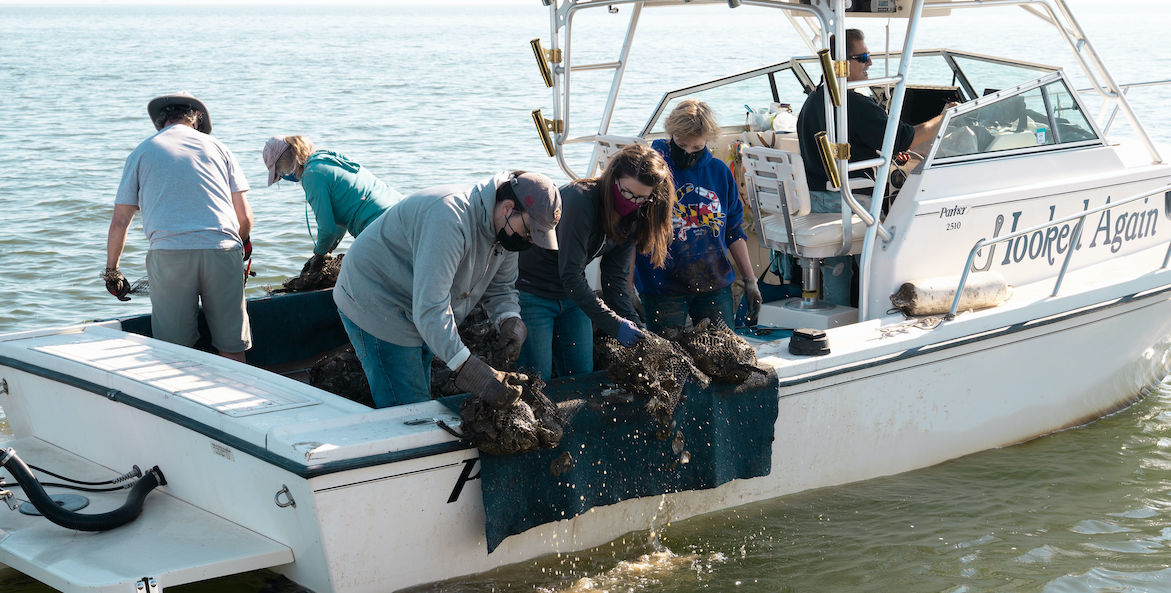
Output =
[{"x1": 514, "y1": 143, "x2": 675, "y2": 380}]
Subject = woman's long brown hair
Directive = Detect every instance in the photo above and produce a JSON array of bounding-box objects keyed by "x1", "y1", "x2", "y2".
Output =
[{"x1": 583, "y1": 143, "x2": 675, "y2": 268}]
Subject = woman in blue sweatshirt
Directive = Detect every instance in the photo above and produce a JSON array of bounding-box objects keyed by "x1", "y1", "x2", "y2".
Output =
[
  {"x1": 263, "y1": 135, "x2": 404, "y2": 271},
  {"x1": 635, "y1": 100, "x2": 762, "y2": 332}
]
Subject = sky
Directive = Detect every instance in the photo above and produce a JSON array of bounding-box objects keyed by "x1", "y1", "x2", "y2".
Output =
[
  {"x1": 0, "y1": 0, "x2": 534, "y2": 4},
  {"x1": 0, "y1": 0, "x2": 1115, "y2": 4}
]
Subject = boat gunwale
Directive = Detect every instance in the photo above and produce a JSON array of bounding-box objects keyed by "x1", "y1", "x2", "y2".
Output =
[{"x1": 6, "y1": 279, "x2": 1171, "y2": 479}]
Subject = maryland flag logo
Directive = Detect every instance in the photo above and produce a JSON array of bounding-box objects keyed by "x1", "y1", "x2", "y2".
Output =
[{"x1": 672, "y1": 183, "x2": 725, "y2": 241}]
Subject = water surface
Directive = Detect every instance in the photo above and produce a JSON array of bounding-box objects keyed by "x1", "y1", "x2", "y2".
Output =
[{"x1": 2, "y1": 1, "x2": 1170, "y2": 591}]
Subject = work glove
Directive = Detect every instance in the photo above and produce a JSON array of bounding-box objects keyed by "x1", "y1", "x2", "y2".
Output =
[
  {"x1": 616, "y1": 319, "x2": 644, "y2": 347},
  {"x1": 302, "y1": 253, "x2": 326, "y2": 277},
  {"x1": 491, "y1": 316, "x2": 527, "y2": 369},
  {"x1": 740, "y1": 276, "x2": 763, "y2": 326},
  {"x1": 103, "y1": 268, "x2": 131, "y2": 301},
  {"x1": 242, "y1": 238, "x2": 253, "y2": 261},
  {"x1": 454, "y1": 356, "x2": 524, "y2": 409}
]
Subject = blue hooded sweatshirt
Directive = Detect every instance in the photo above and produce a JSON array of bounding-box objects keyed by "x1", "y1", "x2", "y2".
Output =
[
  {"x1": 301, "y1": 150, "x2": 405, "y2": 255},
  {"x1": 634, "y1": 138, "x2": 747, "y2": 295}
]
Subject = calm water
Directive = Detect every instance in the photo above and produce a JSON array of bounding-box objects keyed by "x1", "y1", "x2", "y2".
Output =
[{"x1": 3, "y1": 1, "x2": 1171, "y2": 591}]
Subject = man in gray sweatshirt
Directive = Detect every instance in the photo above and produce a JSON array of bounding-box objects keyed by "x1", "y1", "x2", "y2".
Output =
[{"x1": 334, "y1": 171, "x2": 562, "y2": 409}]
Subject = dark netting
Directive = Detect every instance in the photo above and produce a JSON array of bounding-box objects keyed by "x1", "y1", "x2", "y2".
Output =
[
  {"x1": 457, "y1": 374, "x2": 568, "y2": 456},
  {"x1": 430, "y1": 306, "x2": 501, "y2": 396},
  {"x1": 270, "y1": 254, "x2": 345, "y2": 294},
  {"x1": 662, "y1": 318, "x2": 769, "y2": 383},
  {"x1": 594, "y1": 332, "x2": 710, "y2": 432},
  {"x1": 307, "y1": 347, "x2": 373, "y2": 407}
]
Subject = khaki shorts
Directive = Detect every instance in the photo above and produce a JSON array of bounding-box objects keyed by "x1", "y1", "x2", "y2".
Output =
[{"x1": 146, "y1": 248, "x2": 252, "y2": 353}]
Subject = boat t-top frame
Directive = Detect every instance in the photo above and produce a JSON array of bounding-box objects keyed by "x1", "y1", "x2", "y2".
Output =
[{"x1": 531, "y1": 0, "x2": 1162, "y2": 321}]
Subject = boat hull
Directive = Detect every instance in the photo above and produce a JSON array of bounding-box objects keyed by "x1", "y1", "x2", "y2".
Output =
[
  {"x1": 276, "y1": 288, "x2": 1171, "y2": 590},
  {"x1": 3, "y1": 277, "x2": 1171, "y2": 592},
  {"x1": 346, "y1": 287, "x2": 1171, "y2": 591}
]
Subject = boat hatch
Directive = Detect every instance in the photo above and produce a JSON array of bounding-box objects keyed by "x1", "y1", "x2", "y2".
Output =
[
  {"x1": 0, "y1": 437, "x2": 293, "y2": 592},
  {"x1": 25, "y1": 326, "x2": 318, "y2": 417}
]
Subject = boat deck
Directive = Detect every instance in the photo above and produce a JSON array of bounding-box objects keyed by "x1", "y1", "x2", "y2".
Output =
[
  {"x1": 0, "y1": 437, "x2": 293, "y2": 593},
  {"x1": 0, "y1": 326, "x2": 464, "y2": 473}
]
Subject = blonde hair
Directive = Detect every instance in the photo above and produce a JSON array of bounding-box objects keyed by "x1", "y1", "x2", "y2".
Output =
[
  {"x1": 664, "y1": 99, "x2": 720, "y2": 141},
  {"x1": 277, "y1": 135, "x2": 315, "y2": 173}
]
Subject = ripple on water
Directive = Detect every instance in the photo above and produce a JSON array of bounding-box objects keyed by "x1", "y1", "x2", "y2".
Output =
[
  {"x1": 1085, "y1": 538, "x2": 1163, "y2": 555},
  {"x1": 1070, "y1": 519, "x2": 1136, "y2": 535},
  {"x1": 1043, "y1": 566, "x2": 1171, "y2": 593},
  {"x1": 1109, "y1": 507, "x2": 1159, "y2": 519}
]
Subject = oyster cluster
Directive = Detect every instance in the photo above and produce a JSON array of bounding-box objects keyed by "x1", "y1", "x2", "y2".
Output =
[
  {"x1": 663, "y1": 318, "x2": 769, "y2": 383},
  {"x1": 595, "y1": 331, "x2": 710, "y2": 430},
  {"x1": 458, "y1": 374, "x2": 567, "y2": 456},
  {"x1": 271, "y1": 253, "x2": 344, "y2": 294},
  {"x1": 307, "y1": 347, "x2": 373, "y2": 407}
]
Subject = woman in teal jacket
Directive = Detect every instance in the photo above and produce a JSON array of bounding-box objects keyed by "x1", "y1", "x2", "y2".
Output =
[{"x1": 263, "y1": 135, "x2": 404, "y2": 267}]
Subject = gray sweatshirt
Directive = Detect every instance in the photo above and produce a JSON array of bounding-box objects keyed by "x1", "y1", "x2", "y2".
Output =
[{"x1": 333, "y1": 172, "x2": 520, "y2": 371}]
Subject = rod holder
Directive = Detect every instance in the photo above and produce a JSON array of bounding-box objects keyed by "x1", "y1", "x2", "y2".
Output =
[
  {"x1": 530, "y1": 38, "x2": 561, "y2": 88},
  {"x1": 817, "y1": 49, "x2": 843, "y2": 107},
  {"x1": 531, "y1": 109, "x2": 562, "y2": 158},
  {"x1": 815, "y1": 131, "x2": 843, "y2": 190}
]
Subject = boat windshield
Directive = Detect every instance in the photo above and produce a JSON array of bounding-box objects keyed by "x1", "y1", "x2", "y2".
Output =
[
  {"x1": 642, "y1": 58, "x2": 817, "y2": 135},
  {"x1": 932, "y1": 71, "x2": 1101, "y2": 163},
  {"x1": 641, "y1": 50, "x2": 1057, "y2": 136}
]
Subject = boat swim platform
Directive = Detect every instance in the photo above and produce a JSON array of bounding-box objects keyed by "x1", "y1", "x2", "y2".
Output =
[{"x1": 0, "y1": 437, "x2": 293, "y2": 593}]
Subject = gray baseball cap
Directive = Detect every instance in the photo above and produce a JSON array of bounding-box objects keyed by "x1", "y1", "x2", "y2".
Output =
[{"x1": 510, "y1": 172, "x2": 562, "y2": 251}]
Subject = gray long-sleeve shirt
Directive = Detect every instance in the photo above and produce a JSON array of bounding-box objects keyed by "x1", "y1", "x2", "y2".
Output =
[
  {"x1": 516, "y1": 180, "x2": 640, "y2": 337},
  {"x1": 333, "y1": 172, "x2": 521, "y2": 371}
]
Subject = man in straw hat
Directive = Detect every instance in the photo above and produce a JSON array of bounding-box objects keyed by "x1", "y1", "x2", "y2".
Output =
[
  {"x1": 334, "y1": 171, "x2": 562, "y2": 408},
  {"x1": 104, "y1": 92, "x2": 254, "y2": 362}
]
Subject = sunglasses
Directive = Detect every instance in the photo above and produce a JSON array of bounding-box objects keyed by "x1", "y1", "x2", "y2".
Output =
[
  {"x1": 615, "y1": 181, "x2": 654, "y2": 205},
  {"x1": 847, "y1": 52, "x2": 870, "y2": 63}
]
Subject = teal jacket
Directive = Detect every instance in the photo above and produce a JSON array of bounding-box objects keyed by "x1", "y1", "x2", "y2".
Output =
[{"x1": 301, "y1": 150, "x2": 404, "y2": 255}]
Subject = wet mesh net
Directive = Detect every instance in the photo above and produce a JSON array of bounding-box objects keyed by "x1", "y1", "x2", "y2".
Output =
[
  {"x1": 270, "y1": 254, "x2": 344, "y2": 294},
  {"x1": 663, "y1": 318, "x2": 768, "y2": 384},
  {"x1": 456, "y1": 374, "x2": 568, "y2": 456}
]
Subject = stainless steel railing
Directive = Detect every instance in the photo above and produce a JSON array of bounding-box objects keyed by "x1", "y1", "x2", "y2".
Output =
[{"x1": 948, "y1": 183, "x2": 1171, "y2": 319}]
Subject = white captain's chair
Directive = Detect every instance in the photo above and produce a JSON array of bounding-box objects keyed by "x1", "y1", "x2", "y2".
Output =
[
  {"x1": 740, "y1": 145, "x2": 867, "y2": 328},
  {"x1": 589, "y1": 135, "x2": 646, "y2": 176}
]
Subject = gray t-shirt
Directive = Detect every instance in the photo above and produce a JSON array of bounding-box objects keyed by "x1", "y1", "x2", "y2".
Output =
[{"x1": 115, "y1": 124, "x2": 250, "y2": 250}]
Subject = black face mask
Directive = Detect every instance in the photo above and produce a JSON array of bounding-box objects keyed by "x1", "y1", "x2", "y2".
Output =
[
  {"x1": 668, "y1": 139, "x2": 703, "y2": 170},
  {"x1": 496, "y1": 215, "x2": 533, "y2": 252}
]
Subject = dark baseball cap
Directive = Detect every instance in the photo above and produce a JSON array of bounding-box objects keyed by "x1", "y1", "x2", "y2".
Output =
[{"x1": 510, "y1": 172, "x2": 562, "y2": 250}]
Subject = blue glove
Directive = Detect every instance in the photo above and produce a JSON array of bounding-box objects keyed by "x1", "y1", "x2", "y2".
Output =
[{"x1": 616, "y1": 319, "x2": 644, "y2": 347}]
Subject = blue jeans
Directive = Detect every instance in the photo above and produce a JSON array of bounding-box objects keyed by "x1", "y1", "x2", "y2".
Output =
[
  {"x1": 640, "y1": 285, "x2": 734, "y2": 333},
  {"x1": 339, "y1": 311, "x2": 432, "y2": 408},
  {"x1": 516, "y1": 291, "x2": 594, "y2": 380}
]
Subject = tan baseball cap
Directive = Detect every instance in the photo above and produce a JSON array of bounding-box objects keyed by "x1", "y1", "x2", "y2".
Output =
[
  {"x1": 262, "y1": 136, "x2": 290, "y2": 186},
  {"x1": 510, "y1": 172, "x2": 562, "y2": 251}
]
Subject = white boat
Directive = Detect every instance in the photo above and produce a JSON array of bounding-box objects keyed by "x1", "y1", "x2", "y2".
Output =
[{"x1": 4, "y1": 1, "x2": 1171, "y2": 591}]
